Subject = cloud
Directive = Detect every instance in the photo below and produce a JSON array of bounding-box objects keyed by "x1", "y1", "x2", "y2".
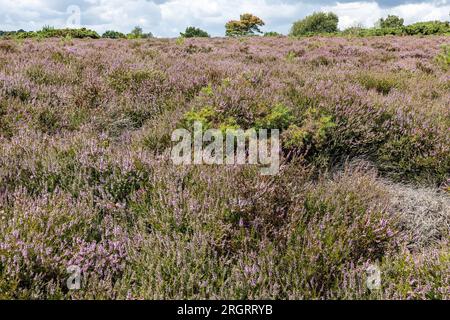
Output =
[
  {"x1": 321, "y1": 1, "x2": 450, "y2": 29},
  {"x1": 0, "y1": 0, "x2": 448, "y2": 36}
]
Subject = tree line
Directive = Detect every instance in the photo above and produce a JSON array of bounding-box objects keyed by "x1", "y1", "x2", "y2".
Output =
[{"x1": 1, "y1": 12, "x2": 449, "y2": 39}]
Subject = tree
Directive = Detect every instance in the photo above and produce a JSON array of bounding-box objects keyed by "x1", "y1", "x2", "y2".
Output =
[
  {"x1": 377, "y1": 15, "x2": 404, "y2": 28},
  {"x1": 225, "y1": 13, "x2": 265, "y2": 37},
  {"x1": 290, "y1": 12, "x2": 339, "y2": 36},
  {"x1": 102, "y1": 30, "x2": 126, "y2": 39},
  {"x1": 129, "y1": 26, "x2": 143, "y2": 39},
  {"x1": 180, "y1": 26, "x2": 210, "y2": 38},
  {"x1": 264, "y1": 31, "x2": 282, "y2": 37},
  {"x1": 128, "y1": 26, "x2": 153, "y2": 39}
]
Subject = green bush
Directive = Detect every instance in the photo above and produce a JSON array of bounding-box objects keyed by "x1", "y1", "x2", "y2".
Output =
[
  {"x1": 180, "y1": 27, "x2": 210, "y2": 38},
  {"x1": 14, "y1": 27, "x2": 100, "y2": 39},
  {"x1": 264, "y1": 31, "x2": 282, "y2": 37},
  {"x1": 102, "y1": 30, "x2": 126, "y2": 39},
  {"x1": 255, "y1": 103, "x2": 294, "y2": 130},
  {"x1": 435, "y1": 45, "x2": 450, "y2": 71},
  {"x1": 127, "y1": 26, "x2": 153, "y2": 39},
  {"x1": 404, "y1": 21, "x2": 450, "y2": 35},
  {"x1": 345, "y1": 21, "x2": 450, "y2": 37},
  {"x1": 290, "y1": 12, "x2": 339, "y2": 36},
  {"x1": 377, "y1": 15, "x2": 404, "y2": 28},
  {"x1": 357, "y1": 73, "x2": 402, "y2": 95}
]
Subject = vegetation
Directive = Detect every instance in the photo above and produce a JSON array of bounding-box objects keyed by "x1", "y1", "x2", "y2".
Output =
[
  {"x1": 264, "y1": 31, "x2": 282, "y2": 37},
  {"x1": 102, "y1": 30, "x2": 127, "y2": 39},
  {"x1": 377, "y1": 15, "x2": 404, "y2": 28},
  {"x1": 6, "y1": 26, "x2": 101, "y2": 39},
  {"x1": 0, "y1": 35, "x2": 448, "y2": 299},
  {"x1": 290, "y1": 12, "x2": 339, "y2": 36},
  {"x1": 127, "y1": 26, "x2": 153, "y2": 39},
  {"x1": 180, "y1": 26, "x2": 210, "y2": 38},
  {"x1": 225, "y1": 13, "x2": 265, "y2": 37},
  {"x1": 342, "y1": 21, "x2": 450, "y2": 37}
]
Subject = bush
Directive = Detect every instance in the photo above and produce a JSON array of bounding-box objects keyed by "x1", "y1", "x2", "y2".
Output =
[
  {"x1": 404, "y1": 21, "x2": 450, "y2": 35},
  {"x1": 264, "y1": 31, "x2": 282, "y2": 37},
  {"x1": 180, "y1": 27, "x2": 210, "y2": 38},
  {"x1": 357, "y1": 72, "x2": 402, "y2": 95},
  {"x1": 435, "y1": 45, "x2": 450, "y2": 71},
  {"x1": 290, "y1": 12, "x2": 339, "y2": 36},
  {"x1": 14, "y1": 27, "x2": 100, "y2": 39},
  {"x1": 377, "y1": 15, "x2": 404, "y2": 28},
  {"x1": 345, "y1": 21, "x2": 450, "y2": 37},
  {"x1": 102, "y1": 30, "x2": 126, "y2": 39},
  {"x1": 127, "y1": 26, "x2": 153, "y2": 39}
]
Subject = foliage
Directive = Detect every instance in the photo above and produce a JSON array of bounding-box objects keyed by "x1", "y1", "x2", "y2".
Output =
[
  {"x1": 377, "y1": 15, "x2": 404, "y2": 28},
  {"x1": 290, "y1": 12, "x2": 339, "y2": 36},
  {"x1": 102, "y1": 30, "x2": 127, "y2": 39},
  {"x1": 13, "y1": 26, "x2": 100, "y2": 39},
  {"x1": 180, "y1": 26, "x2": 210, "y2": 38},
  {"x1": 127, "y1": 26, "x2": 153, "y2": 39},
  {"x1": 343, "y1": 21, "x2": 450, "y2": 37},
  {"x1": 435, "y1": 45, "x2": 450, "y2": 71},
  {"x1": 263, "y1": 31, "x2": 282, "y2": 37},
  {"x1": 225, "y1": 13, "x2": 265, "y2": 37}
]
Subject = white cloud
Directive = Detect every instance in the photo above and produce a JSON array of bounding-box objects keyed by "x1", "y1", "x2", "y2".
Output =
[{"x1": 322, "y1": 1, "x2": 450, "y2": 29}]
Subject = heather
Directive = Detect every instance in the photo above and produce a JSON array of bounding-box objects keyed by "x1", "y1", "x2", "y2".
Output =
[{"x1": 0, "y1": 36, "x2": 449, "y2": 299}]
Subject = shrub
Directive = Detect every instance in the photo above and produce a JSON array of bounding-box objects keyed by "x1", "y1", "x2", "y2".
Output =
[
  {"x1": 180, "y1": 27, "x2": 210, "y2": 38},
  {"x1": 377, "y1": 15, "x2": 404, "y2": 28},
  {"x1": 404, "y1": 21, "x2": 450, "y2": 35},
  {"x1": 182, "y1": 106, "x2": 217, "y2": 129},
  {"x1": 14, "y1": 27, "x2": 100, "y2": 39},
  {"x1": 290, "y1": 12, "x2": 339, "y2": 36},
  {"x1": 435, "y1": 45, "x2": 450, "y2": 71},
  {"x1": 264, "y1": 31, "x2": 282, "y2": 37},
  {"x1": 255, "y1": 103, "x2": 294, "y2": 130},
  {"x1": 127, "y1": 26, "x2": 153, "y2": 39},
  {"x1": 102, "y1": 30, "x2": 126, "y2": 39},
  {"x1": 357, "y1": 73, "x2": 401, "y2": 95},
  {"x1": 282, "y1": 108, "x2": 336, "y2": 155}
]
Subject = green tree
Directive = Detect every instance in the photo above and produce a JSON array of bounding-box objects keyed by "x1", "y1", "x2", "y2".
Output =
[
  {"x1": 102, "y1": 30, "x2": 126, "y2": 39},
  {"x1": 180, "y1": 26, "x2": 210, "y2": 38},
  {"x1": 128, "y1": 26, "x2": 143, "y2": 39},
  {"x1": 377, "y1": 15, "x2": 404, "y2": 28},
  {"x1": 290, "y1": 12, "x2": 339, "y2": 36},
  {"x1": 225, "y1": 13, "x2": 265, "y2": 37},
  {"x1": 264, "y1": 31, "x2": 282, "y2": 37}
]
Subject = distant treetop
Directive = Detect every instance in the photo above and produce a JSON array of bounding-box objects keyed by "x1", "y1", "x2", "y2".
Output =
[
  {"x1": 225, "y1": 13, "x2": 265, "y2": 37},
  {"x1": 290, "y1": 12, "x2": 339, "y2": 36},
  {"x1": 377, "y1": 15, "x2": 404, "y2": 28},
  {"x1": 180, "y1": 26, "x2": 210, "y2": 38}
]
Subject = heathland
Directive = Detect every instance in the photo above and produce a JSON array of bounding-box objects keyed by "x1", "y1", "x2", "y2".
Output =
[{"x1": 0, "y1": 36, "x2": 448, "y2": 299}]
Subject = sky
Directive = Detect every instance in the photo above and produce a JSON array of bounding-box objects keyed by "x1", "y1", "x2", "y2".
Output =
[{"x1": 0, "y1": 0, "x2": 449, "y2": 37}]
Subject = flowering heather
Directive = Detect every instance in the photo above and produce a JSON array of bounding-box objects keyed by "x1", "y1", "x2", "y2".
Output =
[{"x1": 0, "y1": 36, "x2": 449, "y2": 299}]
